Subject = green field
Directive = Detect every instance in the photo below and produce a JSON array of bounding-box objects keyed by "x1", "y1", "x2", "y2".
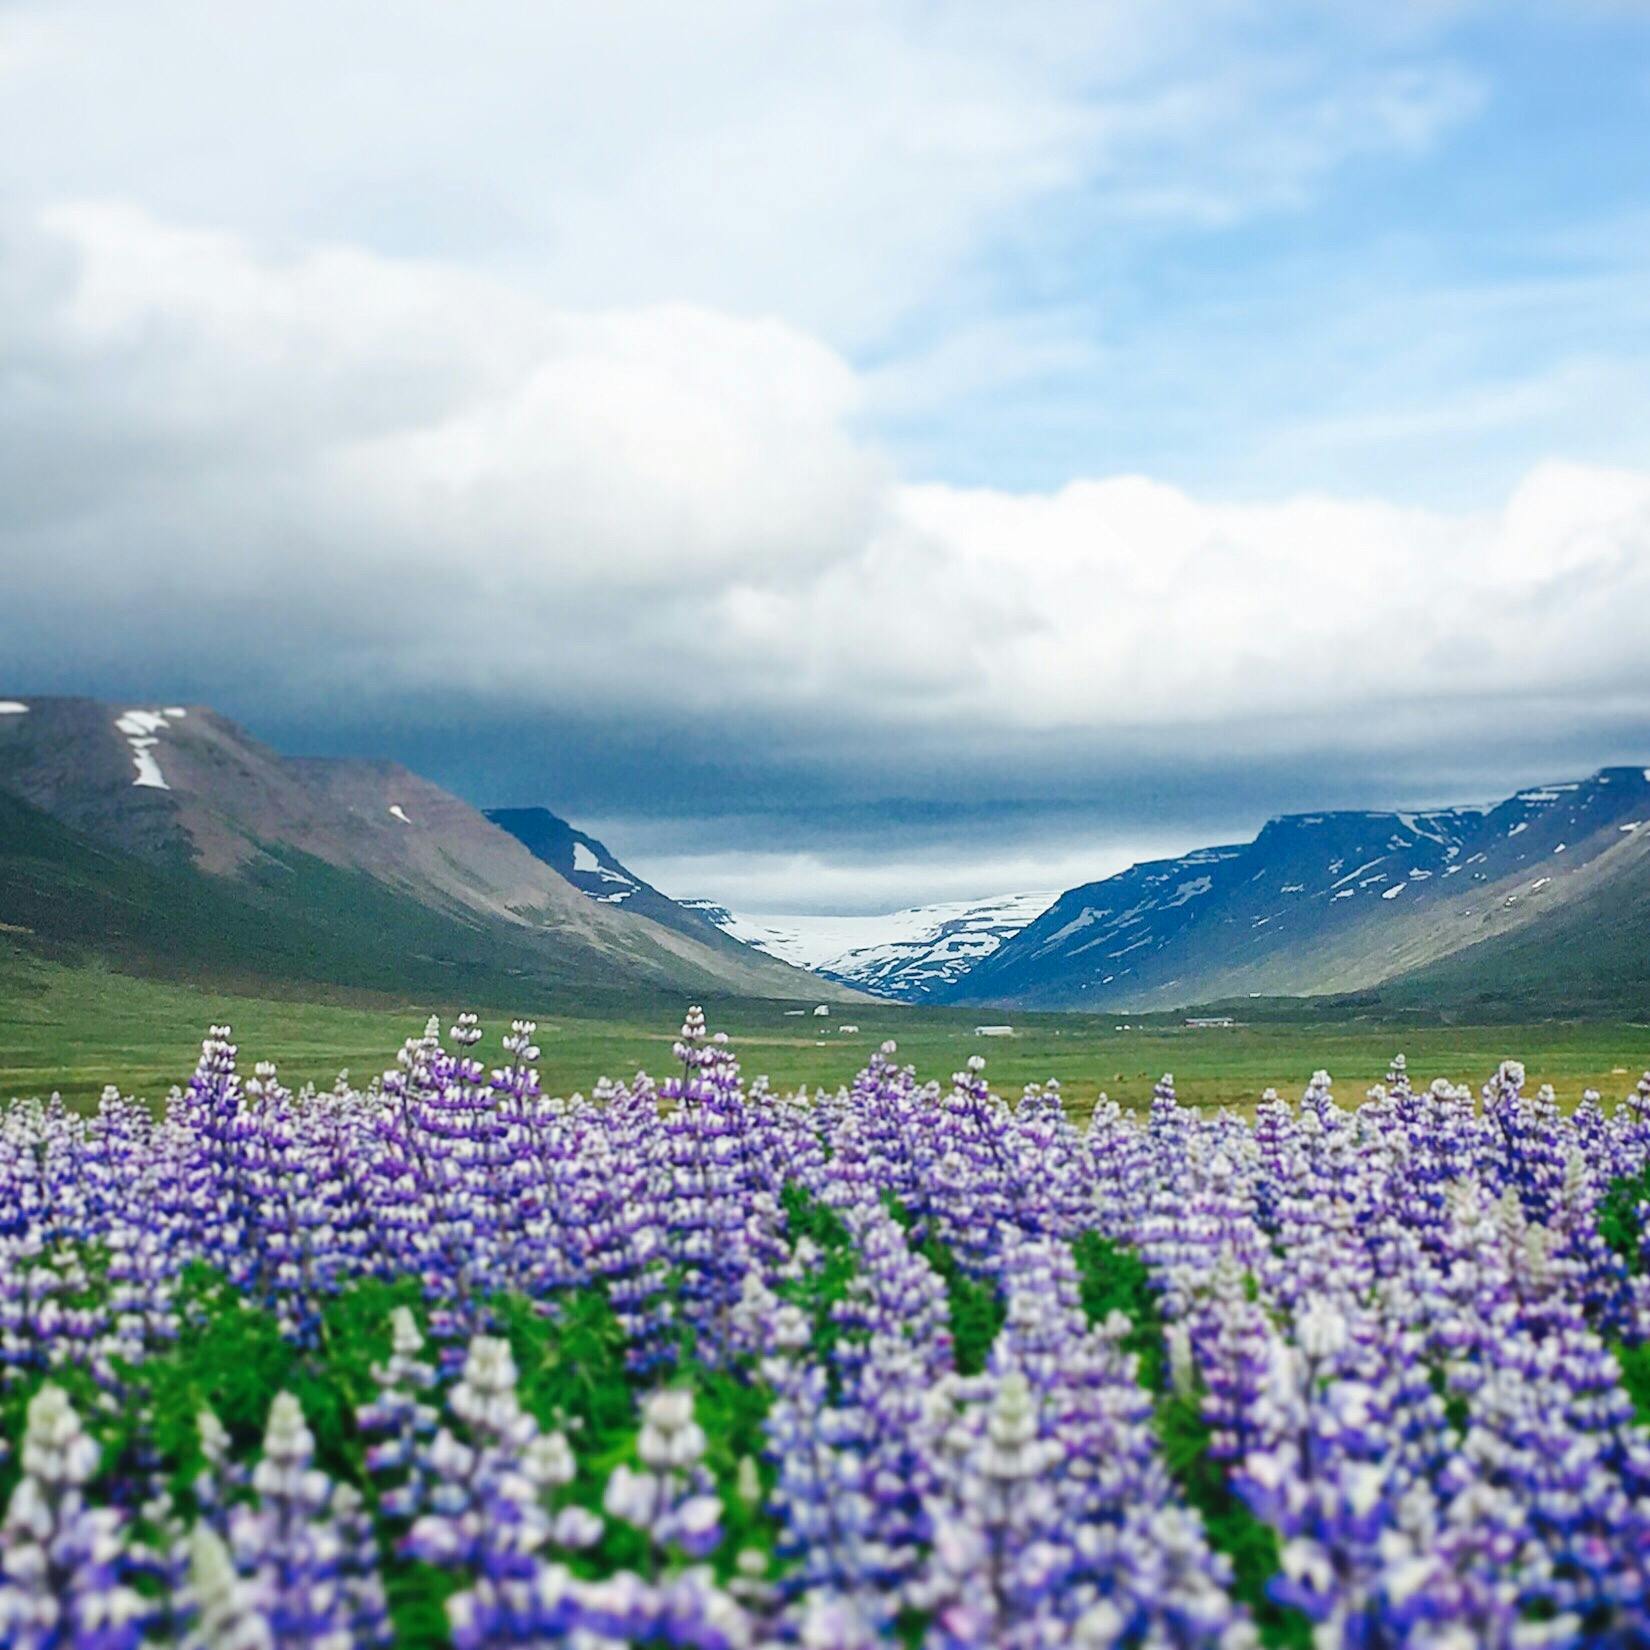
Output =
[{"x1": 4, "y1": 948, "x2": 1647, "y2": 1115}]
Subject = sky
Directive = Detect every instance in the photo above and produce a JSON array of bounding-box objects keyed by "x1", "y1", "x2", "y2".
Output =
[{"x1": 3, "y1": 0, "x2": 1650, "y2": 914}]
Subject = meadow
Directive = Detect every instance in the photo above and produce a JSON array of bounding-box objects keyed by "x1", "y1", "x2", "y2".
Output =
[
  {"x1": 3, "y1": 947, "x2": 1647, "y2": 1115},
  {"x1": 2, "y1": 984, "x2": 1649, "y2": 1646}
]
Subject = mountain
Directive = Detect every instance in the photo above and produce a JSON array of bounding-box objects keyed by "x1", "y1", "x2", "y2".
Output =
[
  {"x1": 684, "y1": 892, "x2": 1057, "y2": 1001},
  {"x1": 0, "y1": 697, "x2": 856, "y2": 1005},
  {"x1": 484, "y1": 807, "x2": 750, "y2": 957},
  {"x1": 943, "y1": 767, "x2": 1650, "y2": 1013}
]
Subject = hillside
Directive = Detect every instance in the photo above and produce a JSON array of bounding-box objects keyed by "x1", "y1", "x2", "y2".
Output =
[
  {"x1": 946, "y1": 767, "x2": 1650, "y2": 1013},
  {"x1": 0, "y1": 697, "x2": 854, "y2": 1006}
]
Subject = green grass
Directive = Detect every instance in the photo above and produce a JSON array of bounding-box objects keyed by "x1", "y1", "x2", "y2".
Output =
[{"x1": 3, "y1": 947, "x2": 1647, "y2": 1113}]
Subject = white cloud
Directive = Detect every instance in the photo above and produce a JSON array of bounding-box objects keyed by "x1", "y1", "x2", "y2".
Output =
[
  {"x1": 0, "y1": 0, "x2": 1483, "y2": 345},
  {"x1": 5, "y1": 202, "x2": 1650, "y2": 768}
]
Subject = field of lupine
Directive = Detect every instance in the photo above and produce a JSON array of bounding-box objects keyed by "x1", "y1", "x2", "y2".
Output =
[{"x1": 4, "y1": 1008, "x2": 1650, "y2": 1649}]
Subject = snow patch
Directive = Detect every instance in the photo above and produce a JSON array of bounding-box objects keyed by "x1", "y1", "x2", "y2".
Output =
[
  {"x1": 1506, "y1": 821, "x2": 1528, "y2": 837},
  {"x1": 572, "y1": 838, "x2": 636, "y2": 887},
  {"x1": 0, "y1": 701, "x2": 27, "y2": 715},
  {"x1": 1163, "y1": 875, "x2": 1212, "y2": 908},
  {"x1": 1332, "y1": 889, "x2": 1355, "y2": 901},
  {"x1": 114, "y1": 708, "x2": 179, "y2": 789},
  {"x1": 1552, "y1": 842, "x2": 1565, "y2": 854},
  {"x1": 700, "y1": 892, "x2": 1057, "y2": 993},
  {"x1": 1331, "y1": 858, "x2": 1386, "y2": 890},
  {"x1": 1381, "y1": 884, "x2": 1404, "y2": 900},
  {"x1": 115, "y1": 710, "x2": 168, "y2": 738},
  {"x1": 127, "y1": 743, "x2": 166, "y2": 788},
  {"x1": 389, "y1": 805, "x2": 411, "y2": 824}
]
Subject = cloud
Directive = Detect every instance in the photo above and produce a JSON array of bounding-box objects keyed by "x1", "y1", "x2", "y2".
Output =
[
  {"x1": 6, "y1": 201, "x2": 1650, "y2": 778},
  {"x1": 0, "y1": 1, "x2": 1484, "y2": 347},
  {"x1": 4, "y1": 1, "x2": 1647, "y2": 909}
]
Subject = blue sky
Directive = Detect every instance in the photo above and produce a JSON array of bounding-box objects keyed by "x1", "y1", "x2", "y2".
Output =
[
  {"x1": 2, "y1": 1, "x2": 1649, "y2": 911},
  {"x1": 863, "y1": 5, "x2": 1650, "y2": 503}
]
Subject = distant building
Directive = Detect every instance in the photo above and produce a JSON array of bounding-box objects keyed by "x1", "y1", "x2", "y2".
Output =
[
  {"x1": 813, "y1": 1004, "x2": 830, "y2": 1017},
  {"x1": 839, "y1": 1024, "x2": 859, "y2": 1033},
  {"x1": 974, "y1": 1025, "x2": 1015, "y2": 1037},
  {"x1": 1184, "y1": 1016, "x2": 1236, "y2": 1028}
]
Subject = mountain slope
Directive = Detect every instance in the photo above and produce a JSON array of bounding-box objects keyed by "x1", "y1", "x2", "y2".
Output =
[
  {"x1": 0, "y1": 697, "x2": 854, "y2": 1004},
  {"x1": 945, "y1": 767, "x2": 1650, "y2": 1012},
  {"x1": 485, "y1": 808, "x2": 752, "y2": 957},
  {"x1": 1374, "y1": 811, "x2": 1650, "y2": 1016},
  {"x1": 684, "y1": 893, "x2": 1057, "y2": 1001}
]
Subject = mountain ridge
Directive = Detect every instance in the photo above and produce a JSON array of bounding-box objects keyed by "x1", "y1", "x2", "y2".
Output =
[
  {"x1": 0, "y1": 696, "x2": 857, "y2": 1005},
  {"x1": 484, "y1": 807, "x2": 756, "y2": 959},
  {"x1": 943, "y1": 765, "x2": 1650, "y2": 1013}
]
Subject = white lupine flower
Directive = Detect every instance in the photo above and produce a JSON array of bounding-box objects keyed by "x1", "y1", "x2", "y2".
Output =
[{"x1": 1297, "y1": 1299, "x2": 1349, "y2": 1361}]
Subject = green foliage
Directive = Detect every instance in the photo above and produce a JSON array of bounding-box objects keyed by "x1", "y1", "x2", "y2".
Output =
[
  {"x1": 476, "y1": 1287, "x2": 651, "y2": 1577},
  {"x1": 383, "y1": 1562, "x2": 464, "y2": 1650},
  {"x1": 1616, "y1": 1342, "x2": 1650, "y2": 1426},
  {"x1": 491, "y1": 1288, "x2": 633, "y2": 1451},
  {"x1": 894, "y1": 1607, "x2": 933, "y2": 1647},
  {"x1": 918, "y1": 1236, "x2": 1006, "y2": 1376},
  {"x1": 483, "y1": 1285, "x2": 783, "y2": 1582},
  {"x1": 0, "y1": 1263, "x2": 425, "y2": 1527},
  {"x1": 681, "y1": 1360, "x2": 779, "y2": 1577},
  {"x1": 782, "y1": 1181, "x2": 850, "y2": 1250},
  {"x1": 1072, "y1": 1230, "x2": 1166, "y2": 1392},
  {"x1": 779, "y1": 1182, "x2": 860, "y2": 1382},
  {"x1": 1599, "y1": 1167, "x2": 1650, "y2": 1273},
  {"x1": 138, "y1": 1268, "x2": 424, "y2": 1507},
  {"x1": 884, "y1": 1192, "x2": 915, "y2": 1231},
  {"x1": 1156, "y1": 1394, "x2": 1312, "y2": 1650}
]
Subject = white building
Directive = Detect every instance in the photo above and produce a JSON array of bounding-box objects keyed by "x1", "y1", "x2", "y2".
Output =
[
  {"x1": 974, "y1": 1025, "x2": 1015, "y2": 1037},
  {"x1": 812, "y1": 1004, "x2": 830, "y2": 1017}
]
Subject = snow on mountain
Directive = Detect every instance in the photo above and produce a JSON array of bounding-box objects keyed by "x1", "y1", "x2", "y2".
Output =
[{"x1": 682, "y1": 891, "x2": 1057, "y2": 1000}]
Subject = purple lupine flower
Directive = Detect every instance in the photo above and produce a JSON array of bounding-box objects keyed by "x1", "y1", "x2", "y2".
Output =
[
  {"x1": 0, "y1": 1384, "x2": 151, "y2": 1649},
  {"x1": 357, "y1": 1305, "x2": 438, "y2": 1521},
  {"x1": 603, "y1": 1388, "x2": 725, "y2": 1563},
  {"x1": 221, "y1": 1390, "x2": 389, "y2": 1646},
  {"x1": 399, "y1": 1335, "x2": 594, "y2": 1643}
]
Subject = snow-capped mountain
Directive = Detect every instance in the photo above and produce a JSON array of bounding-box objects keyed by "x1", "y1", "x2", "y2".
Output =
[
  {"x1": 943, "y1": 767, "x2": 1650, "y2": 1011},
  {"x1": 485, "y1": 806, "x2": 773, "y2": 959},
  {"x1": 682, "y1": 892, "x2": 1057, "y2": 1001}
]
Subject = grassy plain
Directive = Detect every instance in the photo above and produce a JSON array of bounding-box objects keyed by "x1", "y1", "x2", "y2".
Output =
[{"x1": 3, "y1": 948, "x2": 1646, "y2": 1116}]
